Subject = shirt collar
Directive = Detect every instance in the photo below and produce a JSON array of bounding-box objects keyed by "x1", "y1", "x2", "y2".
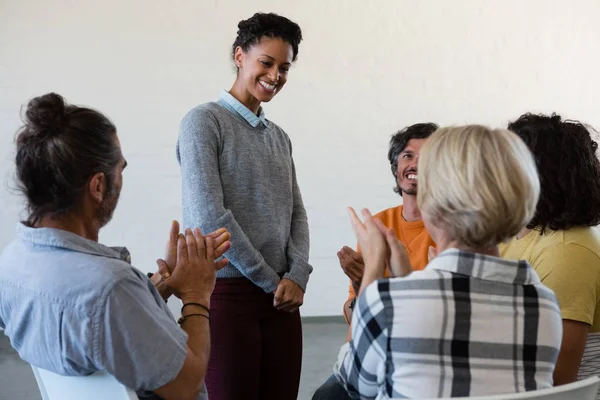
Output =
[
  {"x1": 219, "y1": 90, "x2": 268, "y2": 128},
  {"x1": 16, "y1": 223, "x2": 132, "y2": 264},
  {"x1": 427, "y1": 248, "x2": 540, "y2": 285}
]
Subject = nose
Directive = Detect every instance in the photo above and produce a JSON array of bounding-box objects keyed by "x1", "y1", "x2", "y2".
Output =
[
  {"x1": 269, "y1": 66, "x2": 279, "y2": 82},
  {"x1": 410, "y1": 155, "x2": 419, "y2": 168}
]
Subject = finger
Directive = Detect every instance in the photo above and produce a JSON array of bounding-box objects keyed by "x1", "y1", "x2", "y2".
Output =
[
  {"x1": 386, "y1": 229, "x2": 403, "y2": 252},
  {"x1": 361, "y1": 208, "x2": 378, "y2": 229},
  {"x1": 170, "y1": 220, "x2": 180, "y2": 244},
  {"x1": 343, "y1": 246, "x2": 364, "y2": 263},
  {"x1": 156, "y1": 258, "x2": 171, "y2": 279},
  {"x1": 215, "y1": 241, "x2": 232, "y2": 259},
  {"x1": 273, "y1": 283, "x2": 285, "y2": 306},
  {"x1": 205, "y1": 228, "x2": 226, "y2": 238},
  {"x1": 177, "y1": 234, "x2": 188, "y2": 266},
  {"x1": 277, "y1": 293, "x2": 302, "y2": 311},
  {"x1": 387, "y1": 229, "x2": 412, "y2": 276},
  {"x1": 215, "y1": 258, "x2": 229, "y2": 270},
  {"x1": 192, "y1": 228, "x2": 205, "y2": 259},
  {"x1": 212, "y1": 230, "x2": 230, "y2": 247},
  {"x1": 205, "y1": 236, "x2": 215, "y2": 262},
  {"x1": 163, "y1": 221, "x2": 180, "y2": 273},
  {"x1": 339, "y1": 253, "x2": 361, "y2": 281},
  {"x1": 185, "y1": 229, "x2": 198, "y2": 261},
  {"x1": 428, "y1": 246, "x2": 437, "y2": 263},
  {"x1": 347, "y1": 207, "x2": 365, "y2": 237},
  {"x1": 278, "y1": 302, "x2": 298, "y2": 312},
  {"x1": 373, "y1": 218, "x2": 390, "y2": 236}
]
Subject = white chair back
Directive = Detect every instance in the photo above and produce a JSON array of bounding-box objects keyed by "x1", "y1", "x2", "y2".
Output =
[
  {"x1": 31, "y1": 365, "x2": 139, "y2": 400},
  {"x1": 417, "y1": 376, "x2": 600, "y2": 400}
]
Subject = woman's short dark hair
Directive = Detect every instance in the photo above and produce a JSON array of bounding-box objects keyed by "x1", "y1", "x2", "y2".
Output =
[
  {"x1": 15, "y1": 93, "x2": 121, "y2": 225},
  {"x1": 508, "y1": 113, "x2": 600, "y2": 232},
  {"x1": 388, "y1": 122, "x2": 439, "y2": 195},
  {"x1": 232, "y1": 12, "x2": 303, "y2": 62}
]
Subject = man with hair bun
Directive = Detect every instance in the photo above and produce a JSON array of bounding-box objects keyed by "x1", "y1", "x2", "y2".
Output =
[{"x1": 0, "y1": 93, "x2": 231, "y2": 400}]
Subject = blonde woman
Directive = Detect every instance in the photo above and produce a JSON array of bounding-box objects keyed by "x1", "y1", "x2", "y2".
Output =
[{"x1": 335, "y1": 126, "x2": 563, "y2": 399}]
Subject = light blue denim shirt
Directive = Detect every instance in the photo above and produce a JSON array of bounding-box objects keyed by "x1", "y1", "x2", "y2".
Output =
[
  {"x1": 0, "y1": 223, "x2": 207, "y2": 400},
  {"x1": 218, "y1": 90, "x2": 268, "y2": 128}
]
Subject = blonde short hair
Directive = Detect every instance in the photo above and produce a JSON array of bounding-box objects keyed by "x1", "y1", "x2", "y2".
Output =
[{"x1": 417, "y1": 125, "x2": 540, "y2": 248}]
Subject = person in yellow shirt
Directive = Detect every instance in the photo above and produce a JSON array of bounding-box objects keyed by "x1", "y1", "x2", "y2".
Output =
[
  {"x1": 312, "y1": 123, "x2": 437, "y2": 400},
  {"x1": 500, "y1": 113, "x2": 600, "y2": 395}
]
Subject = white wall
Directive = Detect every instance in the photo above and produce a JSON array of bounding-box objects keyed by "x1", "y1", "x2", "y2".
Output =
[{"x1": 1, "y1": 0, "x2": 599, "y2": 316}]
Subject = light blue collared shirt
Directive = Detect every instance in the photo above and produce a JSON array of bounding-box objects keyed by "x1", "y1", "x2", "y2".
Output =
[
  {"x1": 0, "y1": 223, "x2": 207, "y2": 400},
  {"x1": 218, "y1": 90, "x2": 268, "y2": 128}
]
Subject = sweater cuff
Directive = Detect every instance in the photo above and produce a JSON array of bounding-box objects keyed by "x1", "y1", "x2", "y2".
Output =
[
  {"x1": 257, "y1": 263, "x2": 281, "y2": 293},
  {"x1": 283, "y1": 264, "x2": 311, "y2": 292}
]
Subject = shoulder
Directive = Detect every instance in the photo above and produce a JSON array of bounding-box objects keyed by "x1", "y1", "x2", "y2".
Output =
[
  {"x1": 563, "y1": 227, "x2": 600, "y2": 256},
  {"x1": 178, "y1": 102, "x2": 228, "y2": 146},
  {"x1": 534, "y1": 229, "x2": 600, "y2": 266},
  {"x1": 374, "y1": 205, "x2": 402, "y2": 221},
  {"x1": 181, "y1": 102, "x2": 222, "y2": 122},
  {"x1": 74, "y1": 256, "x2": 147, "y2": 309},
  {"x1": 180, "y1": 102, "x2": 230, "y2": 132},
  {"x1": 362, "y1": 270, "x2": 446, "y2": 299}
]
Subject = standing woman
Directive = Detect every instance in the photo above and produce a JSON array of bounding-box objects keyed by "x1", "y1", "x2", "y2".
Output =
[{"x1": 176, "y1": 12, "x2": 311, "y2": 400}]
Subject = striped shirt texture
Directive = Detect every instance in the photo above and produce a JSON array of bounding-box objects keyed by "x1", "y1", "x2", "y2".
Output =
[{"x1": 334, "y1": 249, "x2": 563, "y2": 399}]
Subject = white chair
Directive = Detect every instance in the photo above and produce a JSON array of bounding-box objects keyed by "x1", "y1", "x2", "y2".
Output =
[
  {"x1": 418, "y1": 376, "x2": 600, "y2": 400},
  {"x1": 31, "y1": 365, "x2": 139, "y2": 400}
]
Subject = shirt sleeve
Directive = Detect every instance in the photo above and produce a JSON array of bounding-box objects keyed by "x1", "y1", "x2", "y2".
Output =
[
  {"x1": 282, "y1": 142, "x2": 313, "y2": 292},
  {"x1": 177, "y1": 107, "x2": 281, "y2": 293},
  {"x1": 334, "y1": 280, "x2": 388, "y2": 399},
  {"x1": 93, "y1": 275, "x2": 188, "y2": 391},
  {"x1": 534, "y1": 243, "x2": 600, "y2": 325}
]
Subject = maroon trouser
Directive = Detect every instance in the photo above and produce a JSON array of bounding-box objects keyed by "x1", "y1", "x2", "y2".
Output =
[{"x1": 205, "y1": 277, "x2": 303, "y2": 400}]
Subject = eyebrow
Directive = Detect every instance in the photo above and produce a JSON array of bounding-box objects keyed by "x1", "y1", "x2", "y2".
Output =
[{"x1": 261, "y1": 54, "x2": 291, "y2": 65}]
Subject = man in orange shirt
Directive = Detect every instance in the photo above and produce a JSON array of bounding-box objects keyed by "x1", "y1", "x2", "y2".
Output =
[{"x1": 312, "y1": 122, "x2": 438, "y2": 400}]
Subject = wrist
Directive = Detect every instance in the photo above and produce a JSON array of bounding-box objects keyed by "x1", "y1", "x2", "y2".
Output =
[{"x1": 181, "y1": 294, "x2": 211, "y2": 308}]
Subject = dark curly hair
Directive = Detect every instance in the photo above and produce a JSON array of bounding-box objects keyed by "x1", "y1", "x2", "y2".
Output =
[
  {"x1": 232, "y1": 13, "x2": 302, "y2": 62},
  {"x1": 388, "y1": 122, "x2": 439, "y2": 195},
  {"x1": 508, "y1": 113, "x2": 600, "y2": 233},
  {"x1": 15, "y1": 93, "x2": 121, "y2": 225}
]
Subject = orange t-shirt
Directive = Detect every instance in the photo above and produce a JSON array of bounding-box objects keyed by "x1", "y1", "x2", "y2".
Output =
[{"x1": 346, "y1": 205, "x2": 435, "y2": 301}]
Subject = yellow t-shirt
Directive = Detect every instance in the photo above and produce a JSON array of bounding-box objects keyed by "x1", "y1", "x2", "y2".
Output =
[{"x1": 500, "y1": 227, "x2": 600, "y2": 332}]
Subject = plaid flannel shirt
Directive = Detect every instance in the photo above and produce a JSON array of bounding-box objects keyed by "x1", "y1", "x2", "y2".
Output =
[{"x1": 334, "y1": 249, "x2": 562, "y2": 399}]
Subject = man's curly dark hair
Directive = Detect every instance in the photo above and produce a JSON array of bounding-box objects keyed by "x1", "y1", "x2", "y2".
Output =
[
  {"x1": 508, "y1": 113, "x2": 600, "y2": 233},
  {"x1": 388, "y1": 122, "x2": 439, "y2": 195},
  {"x1": 232, "y1": 13, "x2": 302, "y2": 62}
]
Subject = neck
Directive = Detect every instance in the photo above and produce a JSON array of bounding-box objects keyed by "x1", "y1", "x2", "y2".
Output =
[
  {"x1": 35, "y1": 214, "x2": 100, "y2": 242},
  {"x1": 402, "y1": 196, "x2": 421, "y2": 222},
  {"x1": 229, "y1": 82, "x2": 261, "y2": 115},
  {"x1": 517, "y1": 227, "x2": 533, "y2": 240},
  {"x1": 436, "y1": 239, "x2": 500, "y2": 258}
]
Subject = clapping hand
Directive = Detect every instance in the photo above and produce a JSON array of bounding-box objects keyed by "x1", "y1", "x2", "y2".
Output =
[
  {"x1": 348, "y1": 207, "x2": 413, "y2": 295},
  {"x1": 151, "y1": 221, "x2": 231, "y2": 300}
]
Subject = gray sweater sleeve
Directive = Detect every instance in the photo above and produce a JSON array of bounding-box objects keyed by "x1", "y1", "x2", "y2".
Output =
[
  {"x1": 177, "y1": 108, "x2": 281, "y2": 293},
  {"x1": 282, "y1": 143, "x2": 312, "y2": 292}
]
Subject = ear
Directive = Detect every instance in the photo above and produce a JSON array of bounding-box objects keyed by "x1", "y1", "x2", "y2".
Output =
[
  {"x1": 234, "y1": 46, "x2": 244, "y2": 69},
  {"x1": 88, "y1": 172, "x2": 107, "y2": 205}
]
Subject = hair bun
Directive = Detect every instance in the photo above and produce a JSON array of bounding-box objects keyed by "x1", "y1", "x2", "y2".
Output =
[{"x1": 25, "y1": 92, "x2": 68, "y2": 133}]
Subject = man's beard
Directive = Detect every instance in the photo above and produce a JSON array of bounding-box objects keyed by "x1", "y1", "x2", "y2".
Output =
[
  {"x1": 96, "y1": 186, "x2": 121, "y2": 228},
  {"x1": 402, "y1": 185, "x2": 418, "y2": 196}
]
